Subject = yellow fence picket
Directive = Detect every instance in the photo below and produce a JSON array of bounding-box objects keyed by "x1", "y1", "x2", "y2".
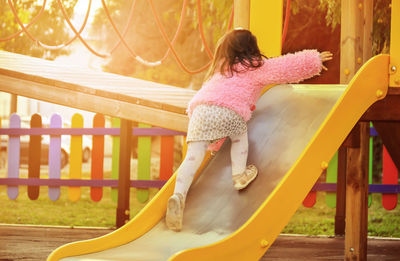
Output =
[{"x1": 68, "y1": 113, "x2": 83, "y2": 202}]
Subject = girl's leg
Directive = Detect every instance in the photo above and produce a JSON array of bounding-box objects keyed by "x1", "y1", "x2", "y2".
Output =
[
  {"x1": 230, "y1": 131, "x2": 258, "y2": 190},
  {"x1": 230, "y1": 131, "x2": 249, "y2": 176},
  {"x1": 174, "y1": 141, "x2": 209, "y2": 197},
  {"x1": 166, "y1": 140, "x2": 208, "y2": 231}
]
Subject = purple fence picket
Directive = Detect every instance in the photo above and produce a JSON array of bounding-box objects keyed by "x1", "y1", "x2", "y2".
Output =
[
  {"x1": 48, "y1": 114, "x2": 62, "y2": 201},
  {"x1": 7, "y1": 114, "x2": 20, "y2": 200}
]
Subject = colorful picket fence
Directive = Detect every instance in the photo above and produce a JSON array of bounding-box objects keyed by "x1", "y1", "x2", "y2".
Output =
[
  {"x1": 0, "y1": 113, "x2": 185, "y2": 203},
  {"x1": 303, "y1": 124, "x2": 399, "y2": 210},
  {"x1": 1, "y1": 114, "x2": 399, "y2": 211}
]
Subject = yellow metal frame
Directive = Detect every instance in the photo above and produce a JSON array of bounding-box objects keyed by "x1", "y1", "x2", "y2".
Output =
[
  {"x1": 170, "y1": 55, "x2": 389, "y2": 261},
  {"x1": 390, "y1": 0, "x2": 400, "y2": 87},
  {"x1": 250, "y1": 0, "x2": 283, "y2": 57}
]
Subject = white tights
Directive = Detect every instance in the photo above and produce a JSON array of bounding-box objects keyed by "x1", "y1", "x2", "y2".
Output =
[{"x1": 174, "y1": 131, "x2": 248, "y2": 198}]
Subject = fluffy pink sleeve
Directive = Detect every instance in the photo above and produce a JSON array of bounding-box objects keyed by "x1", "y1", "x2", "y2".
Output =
[{"x1": 251, "y1": 49, "x2": 322, "y2": 86}]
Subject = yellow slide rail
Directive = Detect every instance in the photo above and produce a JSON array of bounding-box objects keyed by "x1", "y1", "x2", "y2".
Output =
[{"x1": 169, "y1": 55, "x2": 389, "y2": 261}]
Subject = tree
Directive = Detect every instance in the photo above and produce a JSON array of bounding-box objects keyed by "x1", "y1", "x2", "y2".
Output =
[
  {"x1": 0, "y1": 0, "x2": 78, "y2": 60},
  {"x1": 283, "y1": 0, "x2": 392, "y2": 84},
  {"x1": 90, "y1": 0, "x2": 232, "y2": 88}
]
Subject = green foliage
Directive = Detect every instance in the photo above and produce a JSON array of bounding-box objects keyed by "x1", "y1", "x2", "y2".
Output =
[
  {"x1": 91, "y1": 0, "x2": 232, "y2": 88},
  {"x1": 318, "y1": 0, "x2": 341, "y2": 30},
  {"x1": 0, "y1": 0, "x2": 78, "y2": 59},
  {"x1": 307, "y1": 0, "x2": 391, "y2": 54}
]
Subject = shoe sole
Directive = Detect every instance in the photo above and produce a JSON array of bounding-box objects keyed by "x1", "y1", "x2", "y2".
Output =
[
  {"x1": 234, "y1": 169, "x2": 258, "y2": 190},
  {"x1": 166, "y1": 196, "x2": 182, "y2": 231}
]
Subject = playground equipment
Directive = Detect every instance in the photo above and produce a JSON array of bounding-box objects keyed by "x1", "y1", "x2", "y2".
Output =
[{"x1": 0, "y1": 0, "x2": 399, "y2": 260}]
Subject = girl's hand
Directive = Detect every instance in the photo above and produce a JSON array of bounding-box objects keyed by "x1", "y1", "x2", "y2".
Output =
[{"x1": 320, "y1": 51, "x2": 333, "y2": 71}]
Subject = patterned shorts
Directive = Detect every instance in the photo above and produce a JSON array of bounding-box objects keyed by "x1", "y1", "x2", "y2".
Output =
[{"x1": 186, "y1": 104, "x2": 247, "y2": 143}]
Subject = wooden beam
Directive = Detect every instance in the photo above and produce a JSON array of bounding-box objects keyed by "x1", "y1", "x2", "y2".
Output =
[
  {"x1": 0, "y1": 75, "x2": 189, "y2": 132},
  {"x1": 345, "y1": 122, "x2": 369, "y2": 261},
  {"x1": 361, "y1": 93, "x2": 400, "y2": 121}
]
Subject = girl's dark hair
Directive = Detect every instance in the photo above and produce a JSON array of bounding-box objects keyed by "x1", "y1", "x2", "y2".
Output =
[{"x1": 205, "y1": 29, "x2": 266, "y2": 80}]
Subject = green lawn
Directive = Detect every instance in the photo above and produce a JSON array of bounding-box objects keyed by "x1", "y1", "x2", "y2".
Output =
[{"x1": 0, "y1": 185, "x2": 399, "y2": 237}]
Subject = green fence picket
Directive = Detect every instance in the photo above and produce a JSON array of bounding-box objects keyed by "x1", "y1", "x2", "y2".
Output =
[
  {"x1": 137, "y1": 123, "x2": 152, "y2": 203},
  {"x1": 111, "y1": 118, "x2": 121, "y2": 202},
  {"x1": 326, "y1": 151, "x2": 338, "y2": 208}
]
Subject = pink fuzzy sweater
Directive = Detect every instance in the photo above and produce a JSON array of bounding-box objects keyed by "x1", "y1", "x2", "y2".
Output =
[{"x1": 187, "y1": 49, "x2": 323, "y2": 122}]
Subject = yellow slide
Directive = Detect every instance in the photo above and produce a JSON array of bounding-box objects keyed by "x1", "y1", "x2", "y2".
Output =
[{"x1": 48, "y1": 54, "x2": 388, "y2": 261}]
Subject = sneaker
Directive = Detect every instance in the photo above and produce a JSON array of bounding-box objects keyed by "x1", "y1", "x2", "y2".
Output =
[
  {"x1": 166, "y1": 193, "x2": 185, "y2": 231},
  {"x1": 232, "y1": 165, "x2": 258, "y2": 190}
]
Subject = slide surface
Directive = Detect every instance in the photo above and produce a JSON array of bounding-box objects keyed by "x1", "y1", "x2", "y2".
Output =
[{"x1": 48, "y1": 55, "x2": 389, "y2": 261}]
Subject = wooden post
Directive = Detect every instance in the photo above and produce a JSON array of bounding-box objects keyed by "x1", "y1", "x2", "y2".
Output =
[
  {"x1": 234, "y1": 0, "x2": 250, "y2": 29},
  {"x1": 334, "y1": 146, "x2": 347, "y2": 236},
  {"x1": 10, "y1": 94, "x2": 17, "y2": 114},
  {"x1": 345, "y1": 122, "x2": 369, "y2": 261},
  {"x1": 390, "y1": 0, "x2": 400, "y2": 87},
  {"x1": 116, "y1": 119, "x2": 132, "y2": 228},
  {"x1": 340, "y1": 1, "x2": 373, "y2": 259},
  {"x1": 340, "y1": 0, "x2": 364, "y2": 83}
]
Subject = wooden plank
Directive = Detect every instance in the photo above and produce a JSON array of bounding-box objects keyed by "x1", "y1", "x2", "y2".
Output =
[
  {"x1": 7, "y1": 114, "x2": 20, "y2": 200},
  {"x1": 382, "y1": 146, "x2": 398, "y2": 210},
  {"x1": 68, "y1": 113, "x2": 83, "y2": 202},
  {"x1": 137, "y1": 123, "x2": 152, "y2": 203},
  {"x1": 116, "y1": 119, "x2": 132, "y2": 228},
  {"x1": 345, "y1": 122, "x2": 369, "y2": 261},
  {"x1": 111, "y1": 118, "x2": 120, "y2": 203},
  {"x1": 361, "y1": 94, "x2": 400, "y2": 121},
  {"x1": 160, "y1": 136, "x2": 174, "y2": 181},
  {"x1": 0, "y1": 51, "x2": 195, "y2": 114},
  {"x1": 48, "y1": 114, "x2": 62, "y2": 201},
  {"x1": 28, "y1": 114, "x2": 42, "y2": 200},
  {"x1": 0, "y1": 74, "x2": 189, "y2": 132},
  {"x1": 90, "y1": 114, "x2": 105, "y2": 202}
]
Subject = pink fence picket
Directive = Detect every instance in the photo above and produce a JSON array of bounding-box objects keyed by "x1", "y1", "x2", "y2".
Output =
[
  {"x1": 7, "y1": 113, "x2": 20, "y2": 200},
  {"x1": 48, "y1": 114, "x2": 62, "y2": 201}
]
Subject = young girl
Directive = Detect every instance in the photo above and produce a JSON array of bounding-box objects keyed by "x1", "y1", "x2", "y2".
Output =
[{"x1": 166, "y1": 29, "x2": 332, "y2": 231}]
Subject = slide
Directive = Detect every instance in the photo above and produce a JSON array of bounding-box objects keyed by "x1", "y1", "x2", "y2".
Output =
[{"x1": 48, "y1": 55, "x2": 388, "y2": 261}]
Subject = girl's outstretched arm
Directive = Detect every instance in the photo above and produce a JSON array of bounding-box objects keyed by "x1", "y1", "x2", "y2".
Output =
[{"x1": 251, "y1": 49, "x2": 331, "y2": 86}]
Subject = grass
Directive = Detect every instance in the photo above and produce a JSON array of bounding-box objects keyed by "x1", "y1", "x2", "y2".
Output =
[
  {"x1": 0, "y1": 185, "x2": 159, "y2": 228},
  {"x1": 282, "y1": 193, "x2": 400, "y2": 237},
  {"x1": 0, "y1": 184, "x2": 399, "y2": 237}
]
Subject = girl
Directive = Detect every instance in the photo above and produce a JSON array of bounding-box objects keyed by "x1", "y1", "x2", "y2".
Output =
[{"x1": 166, "y1": 29, "x2": 332, "y2": 231}]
